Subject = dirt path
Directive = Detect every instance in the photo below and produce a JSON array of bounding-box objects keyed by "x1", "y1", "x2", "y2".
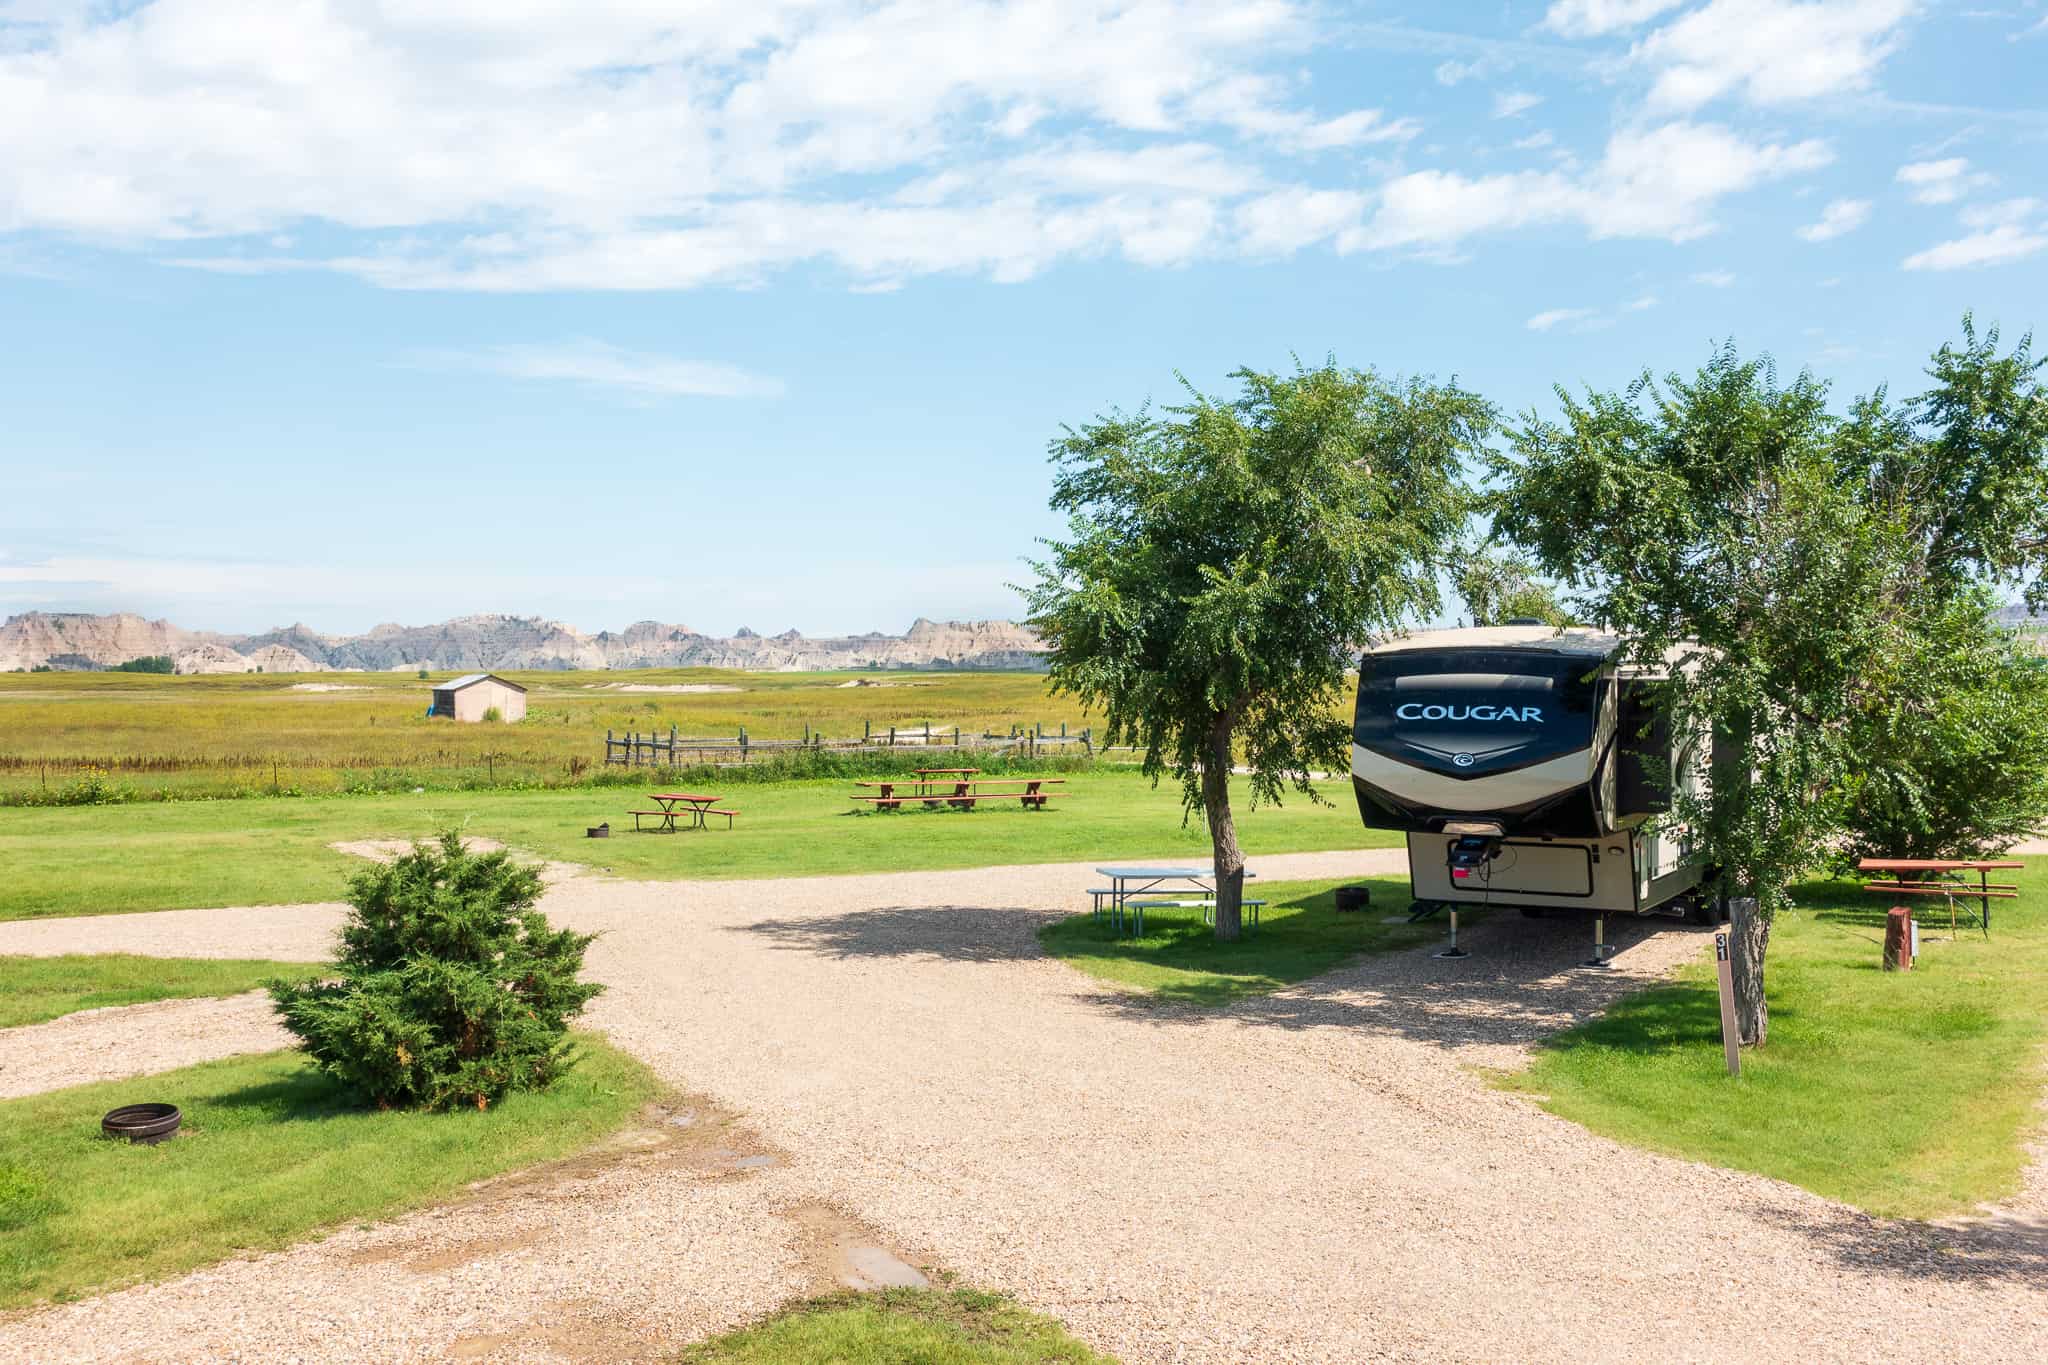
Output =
[
  {"x1": 0, "y1": 992, "x2": 293, "y2": 1099},
  {"x1": 4, "y1": 847, "x2": 2045, "y2": 1362}
]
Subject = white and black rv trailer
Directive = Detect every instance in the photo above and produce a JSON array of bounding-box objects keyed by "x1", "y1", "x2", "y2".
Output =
[{"x1": 1352, "y1": 626, "x2": 1715, "y2": 932}]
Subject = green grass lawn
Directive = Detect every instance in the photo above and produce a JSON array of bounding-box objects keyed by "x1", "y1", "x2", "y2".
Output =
[
  {"x1": 0, "y1": 1036, "x2": 659, "y2": 1309},
  {"x1": 1502, "y1": 859, "x2": 2048, "y2": 1220},
  {"x1": 0, "y1": 772, "x2": 1397, "y2": 921},
  {"x1": 0, "y1": 954, "x2": 319, "y2": 1029},
  {"x1": 1038, "y1": 875, "x2": 1439, "y2": 1005},
  {"x1": 673, "y1": 1287, "x2": 1111, "y2": 1364}
]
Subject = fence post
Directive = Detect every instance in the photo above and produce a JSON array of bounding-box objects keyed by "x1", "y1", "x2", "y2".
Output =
[
  {"x1": 889, "y1": 726, "x2": 896, "y2": 746},
  {"x1": 865, "y1": 718, "x2": 871, "y2": 740},
  {"x1": 924, "y1": 720, "x2": 931, "y2": 744},
  {"x1": 740, "y1": 726, "x2": 749, "y2": 762},
  {"x1": 1084, "y1": 728, "x2": 1093, "y2": 757}
]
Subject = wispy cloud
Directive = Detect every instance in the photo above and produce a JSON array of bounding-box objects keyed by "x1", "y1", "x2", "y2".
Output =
[
  {"x1": 1527, "y1": 307, "x2": 1602, "y2": 332},
  {"x1": 1540, "y1": 0, "x2": 1684, "y2": 37},
  {"x1": 403, "y1": 341, "x2": 785, "y2": 400},
  {"x1": 1492, "y1": 90, "x2": 1544, "y2": 118},
  {"x1": 1896, "y1": 157, "x2": 1995, "y2": 204},
  {"x1": 1903, "y1": 198, "x2": 2048, "y2": 270},
  {"x1": 1798, "y1": 197, "x2": 1872, "y2": 241},
  {"x1": 1691, "y1": 268, "x2": 1738, "y2": 286}
]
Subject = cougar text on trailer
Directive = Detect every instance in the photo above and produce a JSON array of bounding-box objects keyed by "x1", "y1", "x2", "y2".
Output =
[{"x1": 1352, "y1": 626, "x2": 1717, "y2": 959}]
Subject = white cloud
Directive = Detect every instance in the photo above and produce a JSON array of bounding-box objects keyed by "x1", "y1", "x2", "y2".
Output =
[
  {"x1": 1903, "y1": 223, "x2": 2048, "y2": 269},
  {"x1": 1492, "y1": 90, "x2": 1544, "y2": 118},
  {"x1": 1434, "y1": 57, "x2": 1501, "y2": 85},
  {"x1": 1797, "y1": 196, "x2": 1871, "y2": 240},
  {"x1": 0, "y1": 0, "x2": 1408, "y2": 290},
  {"x1": 1895, "y1": 157, "x2": 1994, "y2": 204},
  {"x1": 1528, "y1": 307, "x2": 1601, "y2": 331},
  {"x1": 1634, "y1": 0, "x2": 1916, "y2": 111},
  {"x1": 1692, "y1": 268, "x2": 1738, "y2": 285},
  {"x1": 1234, "y1": 187, "x2": 1369, "y2": 255},
  {"x1": 1541, "y1": 0, "x2": 1685, "y2": 36},
  {"x1": 403, "y1": 340, "x2": 785, "y2": 399},
  {"x1": 1512, "y1": 131, "x2": 1557, "y2": 151},
  {"x1": 1623, "y1": 293, "x2": 1660, "y2": 310},
  {"x1": 1901, "y1": 195, "x2": 2046, "y2": 269},
  {"x1": 1351, "y1": 121, "x2": 1829, "y2": 253}
]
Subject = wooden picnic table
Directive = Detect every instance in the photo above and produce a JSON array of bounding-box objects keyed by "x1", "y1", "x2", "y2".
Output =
[
  {"x1": 852, "y1": 776, "x2": 1066, "y2": 810},
  {"x1": 632, "y1": 792, "x2": 726, "y2": 833},
  {"x1": 1856, "y1": 858, "x2": 2023, "y2": 938}
]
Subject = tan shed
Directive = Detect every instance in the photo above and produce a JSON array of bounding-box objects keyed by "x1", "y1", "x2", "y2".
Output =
[{"x1": 429, "y1": 672, "x2": 526, "y2": 722}]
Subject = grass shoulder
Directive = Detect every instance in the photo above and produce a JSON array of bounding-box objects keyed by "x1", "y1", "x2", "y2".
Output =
[
  {"x1": 1500, "y1": 859, "x2": 2048, "y2": 1220},
  {"x1": 673, "y1": 1285, "x2": 1112, "y2": 1364},
  {"x1": 0, "y1": 1033, "x2": 658, "y2": 1309},
  {"x1": 1038, "y1": 875, "x2": 1438, "y2": 1006},
  {"x1": 0, "y1": 954, "x2": 319, "y2": 1030}
]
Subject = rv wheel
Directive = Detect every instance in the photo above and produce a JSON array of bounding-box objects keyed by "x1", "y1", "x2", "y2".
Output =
[{"x1": 1685, "y1": 893, "x2": 1726, "y2": 926}]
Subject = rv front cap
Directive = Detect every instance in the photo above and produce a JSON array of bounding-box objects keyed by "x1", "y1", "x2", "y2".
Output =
[{"x1": 1394, "y1": 703, "x2": 1544, "y2": 723}]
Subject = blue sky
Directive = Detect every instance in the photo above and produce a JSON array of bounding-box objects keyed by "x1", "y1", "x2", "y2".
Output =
[{"x1": 2, "y1": 0, "x2": 2044, "y2": 637}]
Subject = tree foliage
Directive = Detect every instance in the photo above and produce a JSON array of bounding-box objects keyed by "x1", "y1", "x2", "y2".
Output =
[
  {"x1": 1455, "y1": 547, "x2": 1573, "y2": 627},
  {"x1": 271, "y1": 832, "x2": 603, "y2": 1111},
  {"x1": 1843, "y1": 591, "x2": 2048, "y2": 863},
  {"x1": 1489, "y1": 327, "x2": 2048, "y2": 1045},
  {"x1": 1025, "y1": 360, "x2": 1491, "y2": 937}
]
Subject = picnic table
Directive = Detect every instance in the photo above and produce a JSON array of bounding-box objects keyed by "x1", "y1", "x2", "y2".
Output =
[
  {"x1": 1092, "y1": 865, "x2": 1262, "y2": 937},
  {"x1": 1856, "y1": 858, "x2": 2023, "y2": 938},
  {"x1": 851, "y1": 775, "x2": 1065, "y2": 810},
  {"x1": 630, "y1": 792, "x2": 736, "y2": 832}
]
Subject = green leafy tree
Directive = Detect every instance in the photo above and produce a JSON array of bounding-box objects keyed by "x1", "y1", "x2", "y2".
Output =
[
  {"x1": 1492, "y1": 326, "x2": 2048, "y2": 1046},
  {"x1": 1455, "y1": 547, "x2": 1573, "y2": 626},
  {"x1": 271, "y1": 832, "x2": 603, "y2": 1110},
  {"x1": 1025, "y1": 361, "x2": 1491, "y2": 939},
  {"x1": 1843, "y1": 593, "x2": 2048, "y2": 862}
]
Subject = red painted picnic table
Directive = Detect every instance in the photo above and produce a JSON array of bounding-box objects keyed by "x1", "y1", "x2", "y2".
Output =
[
  {"x1": 1857, "y1": 858, "x2": 2024, "y2": 938},
  {"x1": 633, "y1": 792, "x2": 724, "y2": 832}
]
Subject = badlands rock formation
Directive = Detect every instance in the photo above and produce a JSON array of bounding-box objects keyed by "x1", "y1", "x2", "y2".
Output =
[{"x1": 0, "y1": 611, "x2": 1045, "y2": 673}]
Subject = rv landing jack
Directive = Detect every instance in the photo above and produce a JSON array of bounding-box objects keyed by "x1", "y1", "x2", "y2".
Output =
[
  {"x1": 1580, "y1": 914, "x2": 1616, "y2": 969},
  {"x1": 1433, "y1": 907, "x2": 1469, "y2": 959}
]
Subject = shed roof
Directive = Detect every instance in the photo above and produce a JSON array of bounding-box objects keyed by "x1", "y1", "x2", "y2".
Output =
[{"x1": 433, "y1": 672, "x2": 527, "y2": 693}]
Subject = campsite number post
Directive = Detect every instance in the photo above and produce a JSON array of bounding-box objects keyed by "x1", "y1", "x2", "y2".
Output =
[{"x1": 1713, "y1": 932, "x2": 1741, "y2": 1078}]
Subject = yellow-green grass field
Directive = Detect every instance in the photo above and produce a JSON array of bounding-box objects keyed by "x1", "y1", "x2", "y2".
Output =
[
  {"x1": 0, "y1": 1037, "x2": 660, "y2": 1309},
  {"x1": 0, "y1": 771, "x2": 1397, "y2": 921},
  {"x1": 1504, "y1": 858, "x2": 2048, "y2": 1219},
  {"x1": 0, "y1": 667, "x2": 1105, "y2": 800}
]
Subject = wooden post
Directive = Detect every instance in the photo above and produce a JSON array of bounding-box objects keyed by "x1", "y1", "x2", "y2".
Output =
[
  {"x1": 1713, "y1": 932, "x2": 1742, "y2": 1077},
  {"x1": 889, "y1": 725, "x2": 896, "y2": 746},
  {"x1": 1883, "y1": 906, "x2": 1914, "y2": 971}
]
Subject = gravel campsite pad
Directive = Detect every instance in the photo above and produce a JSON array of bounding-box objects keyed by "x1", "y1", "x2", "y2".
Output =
[{"x1": 3, "y1": 849, "x2": 2045, "y2": 1362}]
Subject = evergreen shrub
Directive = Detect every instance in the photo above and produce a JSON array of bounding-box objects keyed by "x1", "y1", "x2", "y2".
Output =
[{"x1": 271, "y1": 832, "x2": 603, "y2": 1111}]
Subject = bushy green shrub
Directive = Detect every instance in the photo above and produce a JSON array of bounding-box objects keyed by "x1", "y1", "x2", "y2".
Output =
[{"x1": 270, "y1": 832, "x2": 603, "y2": 1111}]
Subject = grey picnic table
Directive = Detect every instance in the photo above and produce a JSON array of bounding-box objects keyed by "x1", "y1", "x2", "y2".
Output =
[{"x1": 1093, "y1": 865, "x2": 1260, "y2": 937}]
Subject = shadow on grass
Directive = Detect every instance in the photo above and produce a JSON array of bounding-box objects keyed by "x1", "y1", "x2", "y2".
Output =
[
  {"x1": 1748, "y1": 1202, "x2": 2048, "y2": 1285},
  {"x1": 203, "y1": 1066, "x2": 362, "y2": 1122}
]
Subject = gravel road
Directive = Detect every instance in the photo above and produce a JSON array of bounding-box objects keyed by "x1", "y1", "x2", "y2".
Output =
[
  {"x1": 0, "y1": 990, "x2": 293, "y2": 1099},
  {"x1": 3, "y1": 846, "x2": 2043, "y2": 1362}
]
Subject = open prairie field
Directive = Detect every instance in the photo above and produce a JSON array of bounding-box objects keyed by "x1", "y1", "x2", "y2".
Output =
[{"x1": 0, "y1": 668, "x2": 1099, "y2": 801}]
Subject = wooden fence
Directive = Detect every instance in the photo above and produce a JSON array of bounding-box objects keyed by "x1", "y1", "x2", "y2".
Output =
[{"x1": 602, "y1": 720, "x2": 1094, "y2": 767}]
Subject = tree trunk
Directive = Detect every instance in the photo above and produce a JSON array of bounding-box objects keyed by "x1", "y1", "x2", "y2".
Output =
[
  {"x1": 1201, "y1": 710, "x2": 1246, "y2": 941},
  {"x1": 1726, "y1": 896, "x2": 1769, "y2": 1047}
]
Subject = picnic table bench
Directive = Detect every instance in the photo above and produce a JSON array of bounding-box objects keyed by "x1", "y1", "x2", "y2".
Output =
[
  {"x1": 630, "y1": 792, "x2": 738, "y2": 832},
  {"x1": 1856, "y1": 858, "x2": 2022, "y2": 938}
]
